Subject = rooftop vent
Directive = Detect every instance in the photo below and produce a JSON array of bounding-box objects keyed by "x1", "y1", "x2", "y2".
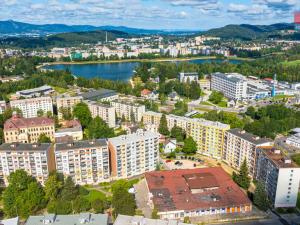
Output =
[
  {"x1": 240, "y1": 130, "x2": 246, "y2": 134},
  {"x1": 273, "y1": 149, "x2": 281, "y2": 154},
  {"x1": 284, "y1": 158, "x2": 292, "y2": 164},
  {"x1": 42, "y1": 214, "x2": 56, "y2": 224},
  {"x1": 67, "y1": 143, "x2": 74, "y2": 147},
  {"x1": 79, "y1": 213, "x2": 91, "y2": 224}
]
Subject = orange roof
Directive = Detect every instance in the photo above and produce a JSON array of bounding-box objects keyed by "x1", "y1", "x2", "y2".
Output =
[
  {"x1": 141, "y1": 89, "x2": 152, "y2": 96},
  {"x1": 145, "y1": 167, "x2": 251, "y2": 212}
]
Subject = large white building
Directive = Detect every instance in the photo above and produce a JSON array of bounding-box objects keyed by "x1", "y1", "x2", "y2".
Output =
[
  {"x1": 110, "y1": 100, "x2": 145, "y2": 122},
  {"x1": 256, "y1": 148, "x2": 300, "y2": 208},
  {"x1": 179, "y1": 72, "x2": 198, "y2": 83},
  {"x1": 10, "y1": 96, "x2": 53, "y2": 118},
  {"x1": 211, "y1": 72, "x2": 248, "y2": 100},
  {"x1": 223, "y1": 129, "x2": 273, "y2": 176},
  {"x1": 0, "y1": 143, "x2": 53, "y2": 186},
  {"x1": 108, "y1": 129, "x2": 159, "y2": 179},
  {"x1": 55, "y1": 139, "x2": 110, "y2": 185},
  {"x1": 85, "y1": 100, "x2": 116, "y2": 128}
]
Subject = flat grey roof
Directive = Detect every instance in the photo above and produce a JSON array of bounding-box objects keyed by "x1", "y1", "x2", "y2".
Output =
[
  {"x1": 0, "y1": 217, "x2": 19, "y2": 225},
  {"x1": 17, "y1": 85, "x2": 53, "y2": 95},
  {"x1": 25, "y1": 213, "x2": 108, "y2": 225},
  {"x1": 0, "y1": 143, "x2": 51, "y2": 152},
  {"x1": 227, "y1": 128, "x2": 273, "y2": 145},
  {"x1": 55, "y1": 139, "x2": 107, "y2": 151},
  {"x1": 81, "y1": 89, "x2": 117, "y2": 100}
]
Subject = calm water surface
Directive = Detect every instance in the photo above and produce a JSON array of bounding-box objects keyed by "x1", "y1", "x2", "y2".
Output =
[{"x1": 44, "y1": 59, "x2": 241, "y2": 81}]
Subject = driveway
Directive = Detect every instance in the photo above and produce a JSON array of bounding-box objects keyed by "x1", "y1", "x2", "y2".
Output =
[{"x1": 134, "y1": 179, "x2": 152, "y2": 218}]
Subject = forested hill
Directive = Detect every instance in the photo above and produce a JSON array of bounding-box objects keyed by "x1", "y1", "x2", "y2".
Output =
[
  {"x1": 204, "y1": 23, "x2": 295, "y2": 40},
  {"x1": 0, "y1": 30, "x2": 129, "y2": 49}
]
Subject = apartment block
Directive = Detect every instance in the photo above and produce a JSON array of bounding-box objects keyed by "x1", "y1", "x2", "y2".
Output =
[
  {"x1": 56, "y1": 95, "x2": 83, "y2": 119},
  {"x1": 256, "y1": 148, "x2": 300, "y2": 208},
  {"x1": 55, "y1": 139, "x2": 110, "y2": 185},
  {"x1": 188, "y1": 118, "x2": 230, "y2": 159},
  {"x1": 0, "y1": 101, "x2": 7, "y2": 114},
  {"x1": 142, "y1": 111, "x2": 162, "y2": 127},
  {"x1": 10, "y1": 96, "x2": 53, "y2": 118},
  {"x1": 223, "y1": 129, "x2": 273, "y2": 176},
  {"x1": 85, "y1": 100, "x2": 116, "y2": 128},
  {"x1": 167, "y1": 114, "x2": 190, "y2": 131},
  {"x1": 179, "y1": 72, "x2": 198, "y2": 83},
  {"x1": 108, "y1": 129, "x2": 159, "y2": 179},
  {"x1": 4, "y1": 114, "x2": 55, "y2": 143},
  {"x1": 0, "y1": 142, "x2": 54, "y2": 186},
  {"x1": 110, "y1": 100, "x2": 145, "y2": 122},
  {"x1": 211, "y1": 72, "x2": 248, "y2": 100}
]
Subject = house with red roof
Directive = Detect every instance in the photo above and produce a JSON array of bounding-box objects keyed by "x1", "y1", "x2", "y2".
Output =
[{"x1": 144, "y1": 167, "x2": 252, "y2": 220}]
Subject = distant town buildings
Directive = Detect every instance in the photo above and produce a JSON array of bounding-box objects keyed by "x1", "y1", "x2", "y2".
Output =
[
  {"x1": 55, "y1": 139, "x2": 110, "y2": 185},
  {"x1": 4, "y1": 114, "x2": 55, "y2": 143},
  {"x1": 211, "y1": 72, "x2": 248, "y2": 100},
  {"x1": 223, "y1": 129, "x2": 273, "y2": 176},
  {"x1": 145, "y1": 167, "x2": 252, "y2": 220},
  {"x1": 256, "y1": 148, "x2": 300, "y2": 208},
  {"x1": 108, "y1": 129, "x2": 159, "y2": 179},
  {"x1": 10, "y1": 96, "x2": 53, "y2": 118},
  {"x1": 0, "y1": 142, "x2": 53, "y2": 186}
]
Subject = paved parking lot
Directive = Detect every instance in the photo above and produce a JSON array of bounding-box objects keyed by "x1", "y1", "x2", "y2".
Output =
[{"x1": 134, "y1": 179, "x2": 152, "y2": 218}]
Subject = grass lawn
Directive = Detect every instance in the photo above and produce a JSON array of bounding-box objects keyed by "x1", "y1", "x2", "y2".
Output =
[
  {"x1": 217, "y1": 101, "x2": 227, "y2": 108},
  {"x1": 52, "y1": 86, "x2": 68, "y2": 94},
  {"x1": 84, "y1": 189, "x2": 107, "y2": 202},
  {"x1": 282, "y1": 60, "x2": 300, "y2": 66},
  {"x1": 201, "y1": 101, "x2": 214, "y2": 106},
  {"x1": 291, "y1": 154, "x2": 300, "y2": 166}
]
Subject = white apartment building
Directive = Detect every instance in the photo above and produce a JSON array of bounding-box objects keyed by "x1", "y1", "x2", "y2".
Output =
[
  {"x1": 108, "y1": 129, "x2": 159, "y2": 179},
  {"x1": 0, "y1": 143, "x2": 53, "y2": 186},
  {"x1": 110, "y1": 100, "x2": 145, "y2": 122},
  {"x1": 223, "y1": 129, "x2": 273, "y2": 176},
  {"x1": 10, "y1": 96, "x2": 53, "y2": 118},
  {"x1": 256, "y1": 148, "x2": 300, "y2": 208},
  {"x1": 55, "y1": 139, "x2": 110, "y2": 185},
  {"x1": 179, "y1": 72, "x2": 198, "y2": 83},
  {"x1": 0, "y1": 101, "x2": 7, "y2": 114},
  {"x1": 85, "y1": 100, "x2": 116, "y2": 128},
  {"x1": 56, "y1": 95, "x2": 83, "y2": 119},
  {"x1": 211, "y1": 72, "x2": 248, "y2": 100}
]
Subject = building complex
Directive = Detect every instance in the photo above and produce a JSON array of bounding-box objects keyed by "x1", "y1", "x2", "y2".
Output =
[
  {"x1": 10, "y1": 96, "x2": 53, "y2": 118},
  {"x1": 56, "y1": 95, "x2": 83, "y2": 119},
  {"x1": 108, "y1": 129, "x2": 159, "y2": 179},
  {"x1": 55, "y1": 139, "x2": 110, "y2": 185},
  {"x1": 111, "y1": 100, "x2": 145, "y2": 122}
]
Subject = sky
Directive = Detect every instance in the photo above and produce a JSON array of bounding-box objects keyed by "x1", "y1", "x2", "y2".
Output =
[{"x1": 0, "y1": 0, "x2": 299, "y2": 30}]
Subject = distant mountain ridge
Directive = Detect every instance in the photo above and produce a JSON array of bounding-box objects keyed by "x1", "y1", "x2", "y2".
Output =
[
  {"x1": 0, "y1": 20, "x2": 197, "y2": 36},
  {"x1": 204, "y1": 23, "x2": 295, "y2": 40}
]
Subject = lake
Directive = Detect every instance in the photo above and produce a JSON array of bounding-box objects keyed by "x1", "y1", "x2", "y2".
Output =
[{"x1": 44, "y1": 58, "x2": 242, "y2": 81}]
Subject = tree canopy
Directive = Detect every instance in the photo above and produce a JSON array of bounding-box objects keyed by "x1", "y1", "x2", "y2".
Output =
[
  {"x1": 158, "y1": 114, "x2": 169, "y2": 136},
  {"x1": 73, "y1": 102, "x2": 92, "y2": 128},
  {"x1": 182, "y1": 137, "x2": 197, "y2": 155}
]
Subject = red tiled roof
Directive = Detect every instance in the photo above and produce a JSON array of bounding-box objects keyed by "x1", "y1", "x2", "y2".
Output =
[
  {"x1": 141, "y1": 89, "x2": 152, "y2": 96},
  {"x1": 145, "y1": 167, "x2": 251, "y2": 212},
  {"x1": 4, "y1": 115, "x2": 54, "y2": 130}
]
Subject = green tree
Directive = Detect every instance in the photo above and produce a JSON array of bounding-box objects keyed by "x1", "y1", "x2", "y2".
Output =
[
  {"x1": 60, "y1": 176, "x2": 78, "y2": 202},
  {"x1": 170, "y1": 125, "x2": 185, "y2": 142},
  {"x1": 38, "y1": 133, "x2": 51, "y2": 143},
  {"x1": 112, "y1": 188, "x2": 136, "y2": 217},
  {"x1": 73, "y1": 102, "x2": 92, "y2": 128},
  {"x1": 232, "y1": 159, "x2": 251, "y2": 189},
  {"x1": 2, "y1": 170, "x2": 45, "y2": 218},
  {"x1": 73, "y1": 196, "x2": 91, "y2": 213},
  {"x1": 91, "y1": 199, "x2": 105, "y2": 213},
  {"x1": 158, "y1": 114, "x2": 169, "y2": 136},
  {"x1": 44, "y1": 172, "x2": 63, "y2": 201},
  {"x1": 151, "y1": 208, "x2": 160, "y2": 219},
  {"x1": 37, "y1": 109, "x2": 44, "y2": 117},
  {"x1": 59, "y1": 107, "x2": 73, "y2": 120},
  {"x1": 182, "y1": 137, "x2": 197, "y2": 154},
  {"x1": 209, "y1": 91, "x2": 224, "y2": 104},
  {"x1": 86, "y1": 116, "x2": 114, "y2": 139},
  {"x1": 245, "y1": 106, "x2": 256, "y2": 119},
  {"x1": 253, "y1": 181, "x2": 270, "y2": 211}
]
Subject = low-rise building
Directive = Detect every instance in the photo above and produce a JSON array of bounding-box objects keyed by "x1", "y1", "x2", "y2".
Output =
[
  {"x1": 0, "y1": 100, "x2": 7, "y2": 114},
  {"x1": 81, "y1": 89, "x2": 118, "y2": 102},
  {"x1": 114, "y1": 215, "x2": 191, "y2": 225},
  {"x1": 145, "y1": 167, "x2": 252, "y2": 220},
  {"x1": 111, "y1": 100, "x2": 145, "y2": 122},
  {"x1": 10, "y1": 96, "x2": 53, "y2": 118},
  {"x1": 56, "y1": 95, "x2": 83, "y2": 119},
  {"x1": 25, "y1": 213, "x2": 108, "y2": 225},
  {"x1": 4, "y1": 114, "x2": 55, "y2": 143},
  {"x1": 179, "y1": 72, "x2": 198, "y2": 83},
  {"x1": 108, "y1": 130, "x2": 159, "y2": 179},
  {"x1": 223, "y1": 129, "x2": 273, "y2": 176},
  {"x1": 16, "y1": 85, "x2": 54, "y2": 98},
  {"x1": 256, "y1": 148, "x2": 300, "y2": 208},
  {"x1": 85, "y1": 100, "x2": 116, "y2": 128},
  {"x1": 55, "y1": 139, "x2": 110, "y2": 185},
  {"x1": 0, "y1": 142, "x2": 54, "y2": 185},
  {"x1": 55, "y1": 120, "x2": 83, "y2": 143}
]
